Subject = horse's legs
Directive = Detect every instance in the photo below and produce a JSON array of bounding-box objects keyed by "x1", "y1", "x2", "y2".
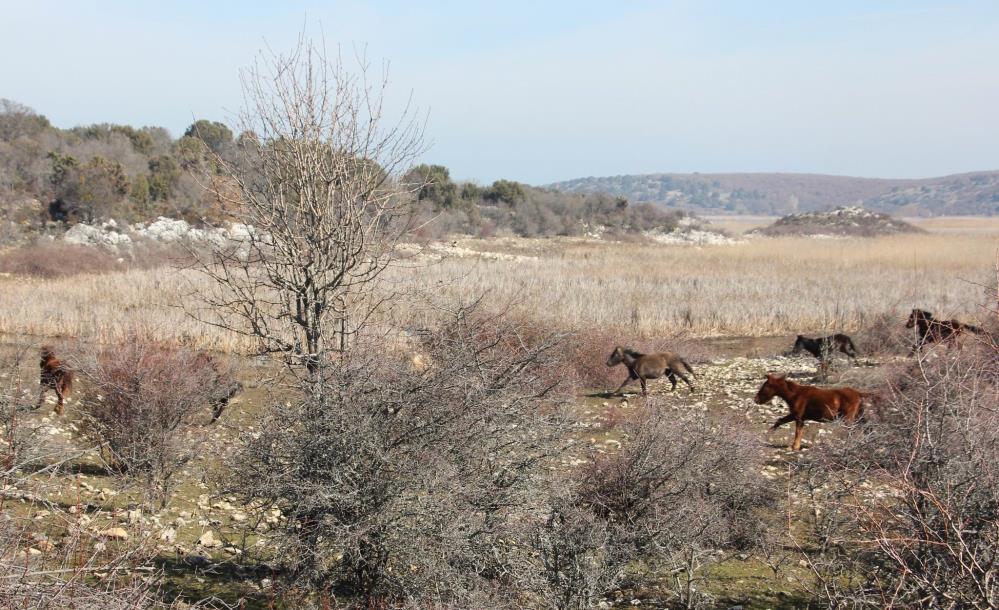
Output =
[
  {"x1": 666, "y1": 372, "x2": 678, "y2": 392},
  {"x1": 675, "y1": 371, "x2": 695, "y2": 392},
  {"x1": 639, "y1": 376, "x2": 648, "y2": 397},
  {"x1": 791, "y1": 420, "x2": 805, "y2": 451},
  {"x1": 817, "y1": 359, "x2": 830, "y2": 381},
  {"x1": 54, "y1": 384, "x2": 64, "y2": 416},
  {"x1": 613, "y1": 375, "x2": 632, "y2": 395},
  {"x1": 211, "y1": 397, "x2": 228, "y2": 423},
  {"x1": 36, "y1": 386, "x2": 46, "y2": 409},
  {"x1": 771, "y1": 414, "x2": 795, "y2": 430}
]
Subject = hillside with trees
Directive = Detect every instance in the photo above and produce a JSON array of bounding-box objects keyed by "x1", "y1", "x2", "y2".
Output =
[
  {"x1": 549, "y1": 171, "x2": 999, "y2": 216},
  {"x1": 0, "y1": 100, "x2": 683, "y2": 243},
  {"x1": 402, "y1": 164, "x2": 684, "y2": 239}
]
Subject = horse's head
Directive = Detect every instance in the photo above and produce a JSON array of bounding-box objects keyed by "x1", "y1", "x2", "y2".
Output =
[
  {"x1": 790, "y1": 335, "x2": 806, "y2": 354},
  {"x1": 906, "y1": 309, "x2": 929, "y2": 328},
  {"x1": 606, "y1": 346, "x2": 626, "y2": 367},
  {"x1": 40, "y1": 345, "x2": 55, "y2": 363},
  {"x1": 754, "y1": 373, "x2": 785, "y2": 404}
]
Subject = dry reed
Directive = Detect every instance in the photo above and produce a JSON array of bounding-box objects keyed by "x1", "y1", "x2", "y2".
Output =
[{"x1": 0, "y1": 234, "x2": 992, "y2": 353}]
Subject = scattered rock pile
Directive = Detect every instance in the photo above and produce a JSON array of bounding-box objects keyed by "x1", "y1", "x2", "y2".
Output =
[
  {"x1": 63, "y1": 217, "x2": 257, "y2": 251},
  {"x1": 644, "y1": 216, "x2": 740, "y2": 245},
  {"x1": 754, "y1": 206, "x2": 921, "y2": 237}
]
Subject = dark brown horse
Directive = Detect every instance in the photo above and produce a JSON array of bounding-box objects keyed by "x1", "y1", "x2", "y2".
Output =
[
  {"x1": 38, "y1": 346, "x2": 73, "y2": 415},
  {"x1": 754, "y1": 373, "x2": 866, "y2": 450},
  {"x1": 606, "y1": 346, "x2": 696, "y2": 396},
  {"x1": 791, "y1": 334, "x2": 858, "y2": 362},
  {"x1": 906, "y1": 309, "x2": 983, "y2": 353},
  {"x1": 194, "y1": 352, "x2": 243, "y2": 423}
]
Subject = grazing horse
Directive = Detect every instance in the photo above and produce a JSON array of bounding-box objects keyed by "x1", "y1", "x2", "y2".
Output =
[
  {"x1": 791, "y1": 334, "x2": 858, "y2": 362},
  {"x1": 38, "y1": 346, "x2": 73, "y2": 415},
  {"x1": 194, "y1": 352, "x2": 243, "y2": 423},
  {"x1": 754, "y1": 373, "x2": 866, "y2": 450},
  {"x1": 906, "y1": 309, "x2": 983, "y2": 353},
  {"x1": 606, "y1": 346, "x2": 696, "y2": 396}
]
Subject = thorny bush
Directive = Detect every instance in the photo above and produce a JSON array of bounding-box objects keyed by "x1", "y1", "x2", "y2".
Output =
[
  {"x1": 222, "y1": 301, "x2": 577, "y2": 607},
  {"x1": 793, "y1": 337, "x2": 999, "y2": 608},
  {"x1": 77, "y1": 338, "x2": 235, "y2": 507}
]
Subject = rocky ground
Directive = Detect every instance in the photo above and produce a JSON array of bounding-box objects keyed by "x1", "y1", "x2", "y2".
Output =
[
  {"x1": 3, "y1": 346, "x2": 890, "y2": 608},
  {"x1": 576, "y1": 352, "x2": 885, "y2": 462}
]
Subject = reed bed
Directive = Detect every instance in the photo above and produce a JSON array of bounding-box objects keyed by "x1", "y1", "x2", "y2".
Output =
[{"x1": 0, "y1": 233, "x2": 993, "y2": 353}]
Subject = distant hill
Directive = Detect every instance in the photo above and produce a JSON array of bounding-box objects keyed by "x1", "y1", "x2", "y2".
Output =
[{"x1": 546, "y1": 171, "x2": 999, "y2": 216}]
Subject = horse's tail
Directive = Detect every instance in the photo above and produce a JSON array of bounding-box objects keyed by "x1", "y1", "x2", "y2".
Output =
[
  {"x1": 965, "y1": 323, "x2": 986, "y2": 335},
  {"x1": 845, "y1": 336, "x2": 859, "y2": 357},
  {"x1": 679, "y1": 358, "x2": 697, "y2": 378}
]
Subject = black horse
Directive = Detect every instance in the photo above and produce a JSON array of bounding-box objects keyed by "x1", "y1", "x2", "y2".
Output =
[{"x1": 791, "y1": 334, "x2": 858, "y2": 363}]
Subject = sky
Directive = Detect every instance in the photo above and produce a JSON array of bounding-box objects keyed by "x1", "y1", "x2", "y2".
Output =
[{"x1": 2, "y1": 0, "x2": 999, "y2": 184}]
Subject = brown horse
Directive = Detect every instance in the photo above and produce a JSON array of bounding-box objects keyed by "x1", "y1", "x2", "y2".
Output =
[
  {"x1": 754, "y1": 373, "x2": 866, "y2": 450},
  {"x1": 194, "y1": 352, "x2": 243, "y2": 423},
  {"x1": 606, "y1": 346, "x2": 696, "y2": 396},
  {"x1": 38, "y1": 346, "x2": 73, "y2": 415},
  {"x1": 906, "y1": 309, "x2": 983, "y2": 353}
]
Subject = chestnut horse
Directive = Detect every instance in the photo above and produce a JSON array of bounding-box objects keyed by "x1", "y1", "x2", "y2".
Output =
[
  {"x1": 754, "y1": 373, "x2": 866, "y2": 450},
  {"x1": 906, "y1": 308, "x2": 983, "y2": 353},
  {"x1": 193, "y1": 352, "x2": 243, "y2": 423},
  {"x1": 606, "y1": 346, "x2": 696, "y2": 396},
  {"x1": 38, "y1": 346, "x2": 73, "y2": 415}
]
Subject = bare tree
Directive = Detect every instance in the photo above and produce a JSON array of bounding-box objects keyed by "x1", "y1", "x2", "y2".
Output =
[{"x1": 195, "y1": 34, "x2": 427, "y2": 375}]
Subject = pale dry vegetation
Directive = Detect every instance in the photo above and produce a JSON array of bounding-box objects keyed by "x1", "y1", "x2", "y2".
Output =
[
  {"x1": 409, "y1": 233, "x2": 992, "y2": 338},
  {"x1": 0, "y1": 233, "x2": 992, "y2": 352}
]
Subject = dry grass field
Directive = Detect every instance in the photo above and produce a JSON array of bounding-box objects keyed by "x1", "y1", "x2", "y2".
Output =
[
  {"x1": 1, "y1": 221, "x2": 996, "y2": 609},
  {"x1": 906, "y1": 215, "x2": 999, "y2": 234},
  {"x1": 0, "y1": 230, "x2": 994, "y2": 352}
]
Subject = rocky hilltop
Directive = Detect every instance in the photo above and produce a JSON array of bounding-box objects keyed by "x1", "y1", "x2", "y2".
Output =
[{"x1": 753, "y1": 206, "x2": 922, "y2": 237}]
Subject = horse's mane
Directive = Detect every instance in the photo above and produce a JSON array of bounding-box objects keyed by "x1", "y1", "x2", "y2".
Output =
[{"x1": 622, "y1": 348, "x2": 645, "y2": 358}]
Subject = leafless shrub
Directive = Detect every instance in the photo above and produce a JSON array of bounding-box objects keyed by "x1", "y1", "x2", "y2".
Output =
[
  {"x1": 579, "y1": 405, "x2": 774, "y2": 608},
  {"x1": 0, "y1": 511, "x2": 234, "y2": 610},
  {"x1": 0, "y1": 512, "x2": 167, "y2": 610},
  {"x1": 75, "y1": 338, "x2": 226, "y2": 507},
  {"x1": 0, "y1": 239, "x2": 190, "y2": 279},
  {"x1": 525, "y1": 405, "x2": 775, "y2": 609},
  {"x1": 1, "y1": 346, "x2": 41, "y2": 487},
  {"x1": 0, "y1": 241, "x2": 121, "y2": 278},
  {"x1": 523, "y1": 497, "x2": 618, "y2": 610},
  {"x1": 794, "y1": 341, "x2": 999, "y2": 608},
  {"x1": 220, "y1": 301, "x2": 575, "y2": 606},
  {"x1": 854, "y1": 310, "x2": 912, "y2": 357},
  {"x1": 0, "y1": 347, "x2": 223, "y2": 609}
]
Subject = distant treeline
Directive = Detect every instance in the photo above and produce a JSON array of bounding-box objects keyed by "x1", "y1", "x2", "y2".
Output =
[
  {"x1": 0, "y1": 99, "x2": 682, "y2": 240},
  {"x1": 402, "y1": 164, "x2": 682, "y2": 239}
]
